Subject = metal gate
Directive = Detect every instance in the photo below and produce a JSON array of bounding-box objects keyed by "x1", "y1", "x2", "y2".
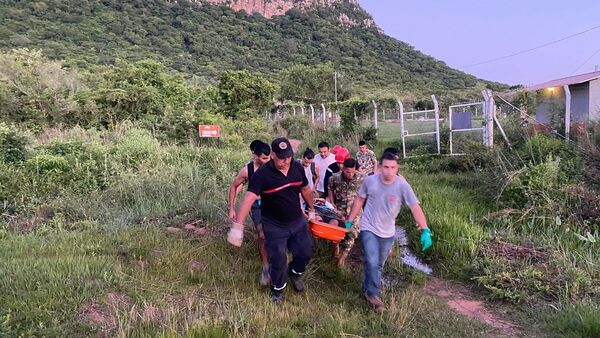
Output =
[
  {"x1": 398, "y1": 95, "x2": 440, "y2": 158},
  {"x1": 449, "y1": 90, "x2": 495, "y2": 155}
]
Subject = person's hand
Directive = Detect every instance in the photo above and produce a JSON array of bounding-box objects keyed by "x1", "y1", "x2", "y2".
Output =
[
  {"x1": 308, "y1": 209, "x2": 316, "y2": 221},
  {"x1": 227, "y1": 221, "x2": 244, "y2": 247},
  {"x1": 420, "y1": 228, "x2": 432, "y2": 252},
  {"x1": 228, "y1": 208, "x2": 236, "y2": 220},
  {"x1": 344, "y1": 220, "x2": 353, "y2": 229}
]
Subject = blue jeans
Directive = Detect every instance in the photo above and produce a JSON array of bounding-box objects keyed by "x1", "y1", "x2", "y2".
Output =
[{"x1": 360, "y1": 230, "x2": 395, "y2": 297}]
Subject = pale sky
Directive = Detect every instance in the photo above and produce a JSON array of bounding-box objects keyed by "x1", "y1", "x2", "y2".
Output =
[{"x1": 358, "y1": 0, "x2": 600, "y2": 86}]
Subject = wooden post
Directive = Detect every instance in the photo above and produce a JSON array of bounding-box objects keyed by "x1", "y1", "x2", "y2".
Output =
[{"x1": 563, "y1": 85, "x2": 571, "y2": 141}]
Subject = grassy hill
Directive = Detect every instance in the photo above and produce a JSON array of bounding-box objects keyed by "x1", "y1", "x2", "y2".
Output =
[{"x1": 0, "y1": 0, "x2": 506, "y2": 98}]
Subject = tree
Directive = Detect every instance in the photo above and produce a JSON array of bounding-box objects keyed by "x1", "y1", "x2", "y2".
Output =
[
  {"x1": 278, "y1": 63, "x2": 351, "y2": 104},
  {"x1": 215, "y1": 70, "x2": 274, "y2": 118}
]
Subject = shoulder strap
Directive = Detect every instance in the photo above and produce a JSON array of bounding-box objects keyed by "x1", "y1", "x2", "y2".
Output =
[
  {"x1": 247, "y1": 161, "x2": 255, "y2": 179},
  {"x1": 310, "y1": 162, "x2": 316, "y2": 176}
]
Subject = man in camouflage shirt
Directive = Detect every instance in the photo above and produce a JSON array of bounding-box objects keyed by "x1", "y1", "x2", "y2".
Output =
[
  {"x1": 356, "y1": 140, "x2": 378, "y2": 176},
  {"x1": 327, "y1": 158, "x2": 365, "y2": 267}
]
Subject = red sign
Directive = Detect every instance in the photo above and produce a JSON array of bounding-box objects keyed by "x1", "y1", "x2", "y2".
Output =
[{"x1": 198, "y1": 125, "x2": 221, "y2": 138}]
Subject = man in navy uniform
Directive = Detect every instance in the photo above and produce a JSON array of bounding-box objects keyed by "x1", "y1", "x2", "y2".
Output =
[{"x1": 228, "y1": 137, "x2": 316, "y2": 304}]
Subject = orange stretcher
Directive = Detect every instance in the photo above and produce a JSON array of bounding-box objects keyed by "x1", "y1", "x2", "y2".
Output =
[{"x1": 308, "y1": 219, "x2": 349, "y2": 243}]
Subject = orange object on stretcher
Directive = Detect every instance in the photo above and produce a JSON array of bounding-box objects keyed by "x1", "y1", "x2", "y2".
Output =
[{"x1": 308, "y1": 219, "x2": 349, "y2": 243}]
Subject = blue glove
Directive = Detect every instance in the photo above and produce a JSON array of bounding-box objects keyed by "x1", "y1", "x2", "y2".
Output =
[
  {"x1": 420, "y1": 228, "x2": 432, "y2": 252},
  {"x1": 344, "y1": 220, "x2": 353, "y2": 229}
]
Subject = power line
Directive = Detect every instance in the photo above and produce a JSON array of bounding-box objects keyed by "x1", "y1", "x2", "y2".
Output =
[
  {"x1": 570, "y1": 47, "x2": 600, "y2": 75},
  {"x1": 459, "y1": 24, "x2": 600, "y2": 69}
]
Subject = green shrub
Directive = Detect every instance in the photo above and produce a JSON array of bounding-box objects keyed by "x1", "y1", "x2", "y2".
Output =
[
  {"x1": 0, "y1": 123, "x2": 29, "y2": 163},
  {"x1": 110, "y1": 128, "x2": 161, "y2": 168},
  {"x1": 25, "y1": 154, "x2": 70, "y2": 175},
  {"x1": 545, "y1": 304, "x2": 600, "y2": 338},
  {"x1": 578, "y1": 122, "x2": 600, "y2": 190},
  {"x1": 277, "y1": 115, "x2": 311, "y2": 139},
  {"x1": 501, "y1": 155, "x2": 564, "y2": 210},
  {"x1": 519, "y1": 135, "x2": 581, "y2": 179}
]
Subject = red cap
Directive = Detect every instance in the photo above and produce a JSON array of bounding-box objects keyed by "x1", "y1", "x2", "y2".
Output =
[
  {"x1": 335, "y1": 148, "x2": 350, "y2": 163},
  {"x1": 332, "y1": 145, "x2": 342, "y2": 155}
]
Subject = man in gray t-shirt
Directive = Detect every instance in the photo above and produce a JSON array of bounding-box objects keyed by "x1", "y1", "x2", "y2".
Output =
[
  {"x1": 346, "y1": 152, "x2": 432, "y2": 313},
  {"x1": 357, "y1": 172, "x2": 419, "y2": 238}
]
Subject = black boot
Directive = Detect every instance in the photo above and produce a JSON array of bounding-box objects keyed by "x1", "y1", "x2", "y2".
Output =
[
  {"x1": 271, "y1": 289, "x2": 284, "y2": 304},
  {"x1": 288, "y1": 268, "x2": 305, "y2": 293}
]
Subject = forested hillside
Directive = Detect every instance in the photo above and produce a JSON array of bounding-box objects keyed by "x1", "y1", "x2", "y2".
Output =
[{"x1": 0, "y1": 0, "x2": 507, "y2": 98}]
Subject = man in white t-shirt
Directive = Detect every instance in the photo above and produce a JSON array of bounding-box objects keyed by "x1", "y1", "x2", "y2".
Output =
[
  {"x1": 346, "y1": 152, "x2": 433, "y2": 313},
  {"x1": 313, "y1": 141, "x2": 336, "y2": 198}
]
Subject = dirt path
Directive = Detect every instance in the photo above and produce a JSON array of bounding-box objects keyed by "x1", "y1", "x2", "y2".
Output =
[{"x1": 423, "y1": 277, "x2": 522, "y2": 338}]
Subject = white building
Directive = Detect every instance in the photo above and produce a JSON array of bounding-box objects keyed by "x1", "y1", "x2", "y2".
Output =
[{"x1": 525, "y1": 69, "x2": 600, "y2": 136}]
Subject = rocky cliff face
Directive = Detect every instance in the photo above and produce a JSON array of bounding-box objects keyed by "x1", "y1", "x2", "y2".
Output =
[{"x1": 197, "y1": 0, "x2": 375, "y2": 28}]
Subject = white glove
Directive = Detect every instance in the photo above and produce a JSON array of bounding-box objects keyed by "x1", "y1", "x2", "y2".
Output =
[
  {"x1": 308, "y1": 210, "x2": 317, "y2": 221},
  {"x1": 227, "y1": 221, "x2": 244, "y2": 247}
]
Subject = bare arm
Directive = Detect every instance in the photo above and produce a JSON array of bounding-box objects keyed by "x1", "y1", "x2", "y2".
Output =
[
  {"x1": 347, "y1": 195, "x2": 366, "y2": 222},
  {"x1": 228, "y1": 166, "x2": 248, "y2": 219},
  {"x1": 327, "y1": 189, "x2": 335, "y2": 208},
  {"x1": 373, "y1": 159, "x2": 379, "y2": 173},
  {"x1": 410, "y1": 204, "x2": 428, "y2": 230},
  {"x1": 313, "y1": 163, "x2": 320, "y2": 193},
  {"x1": 234, "y1": 191, "x2": 259, "y2": 225},
  {"x1": 300, "y1": 184, "x2": 314, "y2": 211}
]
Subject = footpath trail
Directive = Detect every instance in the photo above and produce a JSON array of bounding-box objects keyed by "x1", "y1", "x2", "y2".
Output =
[{"x1": 423, "y1": 276, "x2": 522, "y2": 338}]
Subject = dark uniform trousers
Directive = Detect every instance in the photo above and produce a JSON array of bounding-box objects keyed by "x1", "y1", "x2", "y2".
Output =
[{"x1": 262, "y1": 216, "x2": 313, "y2": 292}]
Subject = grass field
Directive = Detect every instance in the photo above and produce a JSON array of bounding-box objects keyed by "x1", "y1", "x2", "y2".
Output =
[
  {"x1": 1, "y1": 125, "x2": 598, "y2": 337},
  {"x1": 0, "y1": 172, "x2": 531, "y2": 337}
]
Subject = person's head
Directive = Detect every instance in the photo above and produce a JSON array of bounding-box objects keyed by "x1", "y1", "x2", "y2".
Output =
[
  {"x1": 249, "y1": 139, "x2": 261, "y2": 160},
  {"x1": 341, "y1": 158, "x2": 357, "y2": 180},
  {"x1": 335, "y1": 147, "x2": 350, "y2": 167},
  {"x1": 271, "y1": 137, "x2": 294, "y2": 170},
  {"x1": 318, "y1": 141, "x2": 330, "y2": 158},
  {"x1": 253, "y1": 142, "x2": 271, "y2": 165},
  {"x1": 358, "y1": 140, "x2": 368, "y2": 153},
  {"x1": 379, "y1": 152, "x2": 399, "y2": 182},
  {"x1": 382, "y1": 147, "x2": 400, "y2": 160},
  {"x1": 302, "y1": 148, "x2": 315, "y2": 167},
  {"x1": 250, "y1": 139, "x2": 262, "y2": 152}
]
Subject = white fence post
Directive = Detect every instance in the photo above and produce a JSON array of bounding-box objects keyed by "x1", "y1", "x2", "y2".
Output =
[
  {"x1": 321, "y1": 103, "x2": 327, "y2": 129},
  {"x1": 563, "y1": 85, "x2": 571, "y2": 141},
  {"x1": 432, "y1": 95, "x2": 440, "y2": 154},
  {"x1": 449, "y1": 105, "x2": 454, "y2": 154},
  {"x1": 482, "y1": 90, "x2": 494, "y2": 148},
  {"x1": 372, "y1": 100, "x2": 378, "y2": 130},
  {"x1": 397, "y1": 98, "x2": 406, "y2": 158},
  {"x1": 310, "y1": 104, "x2": 315, "y2": 124}
]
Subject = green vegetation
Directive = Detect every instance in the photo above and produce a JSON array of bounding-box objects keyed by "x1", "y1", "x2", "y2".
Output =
[
  {"x1": 0, "y1": 0, "x2": 507, "y2": 100},
  {"x1": 0, "y1": 2, "x2": 597, "y2": 336},
  {"x1": 0, "y1": 124, "x2": 501, "y2": 337}
]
